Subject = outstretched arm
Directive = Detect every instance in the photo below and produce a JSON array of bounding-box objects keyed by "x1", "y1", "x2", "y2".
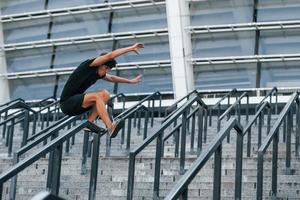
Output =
[
  {"x1": 104, "y1": 74, "x2": 142, "y2": 84},
  {"x1": 90, "y1": 43, "x2": 144, "y2": 67}
]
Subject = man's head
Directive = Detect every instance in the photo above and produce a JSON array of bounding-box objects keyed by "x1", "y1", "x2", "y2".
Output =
[{"x1": 97, "y1": 52, "x2": 117, "y2": 77}]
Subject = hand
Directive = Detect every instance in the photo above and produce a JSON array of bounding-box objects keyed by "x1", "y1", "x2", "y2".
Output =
[
  {"x1": 131, "y1": 43, "x2": 144, "y2": 54},
  {"x1": 130, "y1": 74, "x2": 142, "y2": 84}
]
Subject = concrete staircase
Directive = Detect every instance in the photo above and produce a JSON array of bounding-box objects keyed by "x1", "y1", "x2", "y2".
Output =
[{"x1": 0, "y1": 114, "x2": 300, "y2": 199}]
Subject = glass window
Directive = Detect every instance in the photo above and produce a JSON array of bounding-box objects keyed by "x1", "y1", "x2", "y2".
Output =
[
  {"x1": 190, "y1": 0, "x2": 253, "y2": 26},
  {"x1": 261, "y1": 61, "x2": 300, "y2": 87},
  {"x1": 259, "y1": 30, "x2": 300, "y2": 55},
  {"x1": 6, "y1": 47, "x2": 52, "y2": 72},
  {"x1": 47, "y1": 0, "x2": 106, "y2": 10},
  {"x1": 118, "y1": 67, "x2": 173, "y2": 94},
  {"x1": 51, "y1": 12, "x2": 110, "y2": 39},
  {"x1": 258, "y1": 0, "x2": 300, "y2": 21},
  {"x1": 194, "y1": 63, "x2": 256, "y2": 90},
  {"x1": 1, "y1": 0, "x2": 44, "y2": 15},
  {"x1": 3, "y1": 19, "x2": 49, "y2": 43},
  {"x1": 192, "y1": 31, "x2": 255, "y2": 58},
  {"x1": 112, "y1": 6, "x2": 167, "y2": 32},
  {"x1": 9, "y1": 77, "x2": 55, "y2": 100}
]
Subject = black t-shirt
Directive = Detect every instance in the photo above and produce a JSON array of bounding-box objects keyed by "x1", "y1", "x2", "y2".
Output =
[{"x1": 60, "y1": 58, "x2": 105, "y2": 102}]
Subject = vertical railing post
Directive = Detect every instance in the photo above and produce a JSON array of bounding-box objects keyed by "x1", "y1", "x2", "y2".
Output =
[
  {"x1": 267, "y1": 106, "x2": 271, "y2": 134},
  {"x1": 2, "y1": 111, "x2": 8, "y2": 139},
  {"x1": 126, "y1": 117, "x2": 132, "y2": 151},
  {"x1": 89, "y1": 132, "x2": 101, "y2": 200},
  {"x1": 213, "y1": 145, "x2": 222, "y2": 200},
  {"x1": 9, "y1": 153, "x2": 19, "y2": 200},
  {"x1": 174, "y1": 120, "x2": 180, "y2": 158},
  {"x1": 47, "y1": 144, "x2": 62, "y2": 196},
  {"x1": 127, "y1": 153, "x2": 136, "y2": 200},
  {"x1": 180, "y1": 110, "x2": 187, "y2": 175},
  {"x1": 258, "y1": 112, "x2": 262, "y2": 148},
  {"x1": 204, "y1": 108, "x2": 208, "y2": 142},
  {"x1": 271, "y1": 131, "x2": 279, "y2": 199},
  {"x1": 21, "y1": 111, "x2": 30, "y2": 147},
  {"x1": 0, "y1": 182, "x2": 3, "y2": 200},
  {"x1": 143, "y1": 110, "x2": 149, "y2": 140},
  {"x1": 190, "y1": 112, "x2": 196, "y2": 153},
  {"x1": 8, "y1": 122, "x2": 14, "y2": 157},
  {"x1": 247, "y1": 127, "x2": 252, "y2": 157},
  {"x1": 275, "y1": 92, "x2": 278, "y2": 114},
  {"x1": 153, "y1": 131, "x2": 163, "y2": 199},
  {"x1": 296, "y1": 99, "x2": 300, "y2": 157},
  {"x1": 81, "y1": 131, "x2": 89, "y2": 175},
  {"x1": 235, "y1": 131, "x2": 243, "y2": 200},
  {"x1": 256, "y1": 151, "x2": 264, "y2": 200},
  {"x1": 283, "y1": 117, "x2": 287, "y2": 143},
  {"x1": 197, "y1": 107, "x2": 203, "y2": 156},
  {"x1": 286, "y1": 110, "x2": 292, "y2": 174}
]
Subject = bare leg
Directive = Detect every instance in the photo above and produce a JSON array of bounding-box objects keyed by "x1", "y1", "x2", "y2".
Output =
[
  {"x1": 81, "y1": 89, "x2": 112, "y2": 129},
  {"x1": 87, "y1": 106, "x2": 98, "y2": 122}
]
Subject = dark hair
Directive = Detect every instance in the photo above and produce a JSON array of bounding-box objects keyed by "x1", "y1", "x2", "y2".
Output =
[{"x1": 99, "y1": 52, "x2": 117, "y2": 69}]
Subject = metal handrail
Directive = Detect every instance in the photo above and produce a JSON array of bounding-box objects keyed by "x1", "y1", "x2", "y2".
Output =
[
  {"x1": 165, "y1": 118, "x2": 243, "y2": 200},
  {"x1": 256, "y1": 92, "x2": 299, "y2": 200},
  {"x1": 243, "y1": 101, "x2": 271, "y2": 157},
  {"x1": 217, "y1": 92, "x2": 249, "y2": 132},
  {"x1": 209, "y1": 88, "x2": 237, "y2": 126},
  {"x1": 255, "y1": 86, "x2": 278, "y2": 114},
  {"x1": 7, "y1": 116, "x2": 79, "y2": 199},
  {"x1": 164, "y1": 90, "x2": 198, "y2": 118},
  {"x1": 30, "y1": 96, "x2": 56, "y2": 108},
  {"x1": 116, "y1": 91, "x2": 162, "y2": 127},
  {"x1": 0, "y1": 120, "x2": 106, "y2": 200},
  {"x1": 105, "y1": 104, "x2": 150, "y2": 157},
  {"x1": 127, "y1": 95, "x2": 207, "y2": 200},
  {"x1": 0, "y1": 100, "x2": 36, "y2": 115},
  {"x1": 162, "y1": 105, "x2": 204, "y2": 157},
  {"x1": 0, "y1": 98, "x2": 24, "y2": 108},
  {"x1": 26, "y1": 115, "x2": 71, "y2": 142},
  {"x1": 109, "y1": 93, "x2": 126, "y2": 112}
]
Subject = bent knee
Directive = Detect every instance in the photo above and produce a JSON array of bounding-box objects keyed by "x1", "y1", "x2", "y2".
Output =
[{"x1": 96, "y1": 89, "x2": 110, "y2": 103}]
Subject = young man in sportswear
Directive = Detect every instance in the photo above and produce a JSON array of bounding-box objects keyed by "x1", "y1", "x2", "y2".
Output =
[{"x1": 60, "y1": 43, "x2": 144, "y2": 137}]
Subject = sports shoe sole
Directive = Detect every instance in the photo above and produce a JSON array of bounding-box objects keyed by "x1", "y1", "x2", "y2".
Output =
[{"x1": 109, "y1": 119, "x2": 125, "y2": 138}]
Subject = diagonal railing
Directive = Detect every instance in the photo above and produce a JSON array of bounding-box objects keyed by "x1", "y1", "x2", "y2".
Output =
[
  {"x1": 164, "y1": 90, "x2": 198, "y2": 119},
  {"x1": 8, "y1": 115, "x2": 79, "y2": 200},
  {"x1": 0, "y1": 120, "x2": 106, "y2": 200},
  {"x1": 208, "y1": 88, "x2": 238, "y2": 126},
  {"x1": 0, "y1": 98, "x2": 25, "y2": 109},
  {"x1": 256, "y1": 92, "x2": 300, "y2": 200},
  {"x1": 127, "y1": 95, "x2": 207, "y2": 200},
  {"x1": 243, "y1": 101, "x2": 271, "y2": 157},
  {"x1": 116, "y1": 91, "x2": 162, "y2": 127},
  {"x1": 217, "y1": 92, "x2": 249, "y2": 143},
  {"x1": 0, "y1": 100, "x2": 38, "y2": 151},
  {"x1": 164, "y1": 118, "x2": 243, "y2": 200},
  {"x1": 255, "y1": 86, "x2": 278, "y2": 114}
]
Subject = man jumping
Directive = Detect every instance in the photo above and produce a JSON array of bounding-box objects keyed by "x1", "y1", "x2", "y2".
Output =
[{"x1": 60, "y1": 43, "x2": 144, "y2": 137}]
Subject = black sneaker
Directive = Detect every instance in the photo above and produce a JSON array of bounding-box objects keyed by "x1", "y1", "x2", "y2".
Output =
[{"x1": 108, "y1": 119, "x2": 125, "y2": 138}]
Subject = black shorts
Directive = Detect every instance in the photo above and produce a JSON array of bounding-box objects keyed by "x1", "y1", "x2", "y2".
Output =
[{"x1": 60, "y1": 94, "x2": 91, "y2": 116}]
